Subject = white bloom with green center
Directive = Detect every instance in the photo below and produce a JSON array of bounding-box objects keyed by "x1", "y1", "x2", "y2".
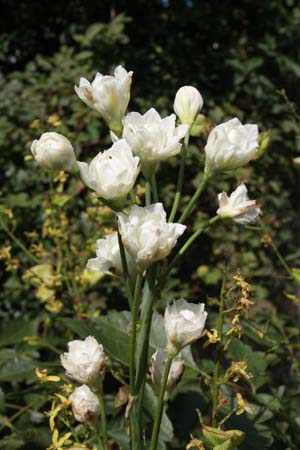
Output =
[
  {"x1": 31, "y1": 132, "x2": 77, "y2": 172},
  {"x1": 117, "y1": 203, "x2": 186, "y2": 271},
  {"x1": 164, "y1": 298, "x2": 207, "y2": 355},
  {"x1": 69, "y1": 385, "x2": 99, "y2": 424},
  {"x1": 174, "y1": 86, "x2": 203, "y2": 126},
  {"x1": 77, "y1": 139, "x2": 140, "y2": 203},
  {"x1": 60, "y1": 336, "x2": 106, "y2": 388},
  {"x1": 121, "y1": 108, "x2": 188, "y2": 177},
  {"x1": 75, "y1": 65, "x2": 133, "y2": 133},
  {"x1": 87, "y1": 232, "x2": 136, "y2": 278},
  {"x1": 217, "y1": 184, "x2": 260, "y2": 224},
  {"x1": 204, "y1": 118, "x2": 259, "y2": 176}
]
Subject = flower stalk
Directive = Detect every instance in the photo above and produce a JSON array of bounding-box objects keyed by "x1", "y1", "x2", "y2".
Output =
[{"x1": 212, "y1": 265, "x2": 227, "y2": 426}]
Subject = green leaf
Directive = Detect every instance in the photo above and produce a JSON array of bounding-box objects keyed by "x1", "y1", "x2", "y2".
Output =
[
  {"x1": 92, "y1": 312, "x2": 131, "y2": 365},
  {"x1": 143, "y1": 383, "x2": 174, "y2": 444},
  {"x1": 0, "y1": 319, "x2": 36, "y2": 348}
]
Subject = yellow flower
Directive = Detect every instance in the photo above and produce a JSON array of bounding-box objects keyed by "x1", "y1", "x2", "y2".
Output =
[
  {"x1": 236, "y1": 393, "x2": 255, "y2": 415},
  {"x1": 47, "y1": 114, "x2": 62, "y2": 127},
  {"x1": 206, "y1": 329, "x2": 221, "y2": 345},
  {"x1": 0, "y1": 246, "x2": 12, "y2": 260},
  {"x1": 47, "y1": 429, "x2": 72, "y2": 450},
  {"x1": 36, "y1": 368, "x2": 60, "y2": 383}
]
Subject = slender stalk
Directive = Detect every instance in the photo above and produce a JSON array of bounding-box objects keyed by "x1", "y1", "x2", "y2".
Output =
[
  {"x1": 135, "y1": 264, "x2": 159, "y2": 390},
  {"x1": 149, "y1": 356, "x2": 173, "y2": 450},
  {"x1": 269, "y1": 239, "x2": 294, "y2": 279},
  {"x1": 118, "y1": 231, "x2": 133, "y2": 309},
  {"x1": 178, "y1": 175, "x2": 209, "y2": 224},
  {"x1": 96, "y1": 433, "x2": 106, "y2": 450},
  {"x1": 169, "y1": 133, "x2": 190, "y2": 222},
  {"x1": 0, "y1": 218, "x2": 39, "y2": 264},
  {"x1": 98, "y1": 387, "x2": 107, "y2": 448},
  {"x1": 130, "y1": 188, "x2": 136, "y2": 205},
  {"x1": 161, "y1": 216, "x2": 220, "y2": 283},
  {"x1": 212, "y1": 265, "x2": 227, "y2": 427},
  {"x1": 151, "y1": 174, "x2": 159, "y2": 203},
  {"x1": 145, "y1": 180, "x2": 152, "y2": 205},
  {"x1": 129, "y1": 273, "x2": 143, "y2": 393},
  {"x1": 259, "y1": 221, "x2": 295, "y2": 280},
  {"x1": 130, "y1": 401, "x2": 142, "y2": 450}
]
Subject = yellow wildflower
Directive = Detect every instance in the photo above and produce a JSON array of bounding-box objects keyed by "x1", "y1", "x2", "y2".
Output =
[
  {"x1": 36, "y1": 368, "x2": 60, "y2": 383},
  {"x1": 236, "y1": 393, "x2": 255, "y2": 415}
]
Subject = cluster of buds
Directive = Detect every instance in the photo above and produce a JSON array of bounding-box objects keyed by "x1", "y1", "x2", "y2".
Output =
[{"x1": 60, "y1": 336, "x2": 107, "y2": 425}]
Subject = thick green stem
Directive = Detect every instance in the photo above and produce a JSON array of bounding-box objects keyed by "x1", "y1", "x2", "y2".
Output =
[
  {"x1": 129, "y1": 273, "x2": 143, "y2": 394},
  {"x1": 135, "y1": 264, "x2": 159, "y2": 391},
  {"x1": 169, "y1": 133, "x2": 190, "y2": 222},
  {"x1": 178, "y1": 175, "x2": 209, "y2": 224},
  {"x1": 0, "y1": 218, "x2": 39, "y2": 264},
  {"x1": 145, "y1": 180, "x2": 152, "y2": 205},
  {"x1": 118, "y1": 231, "x2": 133, "y2": 309},
  {"x1": 161, "y1": 216, "x2": 220, "y2": 283},
  {"x1": 149, "y1": 357, "x2": 173, "y2": 450},
  {"x1": 212, "y1": 265, "x2": 227, "y2": 427},
  {"x1": 151, "y1": 174, "x2": 159, "y2": 203},
  {"x1": 98, "y1": 387, "x2": 107, "y2": 448}
]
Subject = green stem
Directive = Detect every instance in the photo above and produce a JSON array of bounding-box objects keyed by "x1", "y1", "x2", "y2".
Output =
[
  {"x1": 135, "y1": 264, "x2": 159, "y2": 390},
  {"x1": 129, "y1": 273, "x2": 143, "y2": 394},
  {"x1": 259, "y1": 221, "x2": 294, "y2": 279},
  {"x1": 0, "y1": 218, "x2": 39, "y2": 264},
  {"x1": 98, "y1": 387, "x2": 107, "y2": 448},
  {"x1": 169, "y1": 133, "x2": 190, "y2": 222},
  {"x1": 145, "y1": 180, "x2": 152, "y2": 205},
  {"x1": 149, "y1": 356, "x2": 173, "y2": 450},
  {"x1": 178, "y1": 175, "x2": 209, "y2": 224},
  {"x1": 269, "y1": 240, "x2": 294, "y2": 279},
  {"x1": 118, "y1": 231, "x2": 133, "y2": 309},
  {"x1": 161, "y1": 216, "x2": 220, "y2": 283},
  {"x1": 212, "y1": 265, "x2": 227, "y2": 427},
  {"x1": 130, "y1": 189, "x2": 136, "y2": 205},
  {"x1": 96, "y1": 434, "x2": 106, "y2": 450},
  {"x1": 151, "y1": 174, "x2": 159, "y2": 203}
]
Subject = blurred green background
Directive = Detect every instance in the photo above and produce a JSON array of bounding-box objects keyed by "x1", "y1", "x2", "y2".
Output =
[{"x1": 0, "y1": 1, "x2": 300, "y2": 449}]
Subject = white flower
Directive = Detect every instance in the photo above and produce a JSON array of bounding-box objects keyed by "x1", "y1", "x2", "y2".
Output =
[
  {"x1": 117, "y1": 203, "x2": 186, "y2": 271},
  {"x1": 77, "y1": 140, "x2": 140, "y2": 203},
  {"x1": 69, "y1": 385, "x2": 99, "y2": 424},
  {"x1": 31, "y1": 132, "x2": 77, "y2": 172},
  {"x1": 60, "y1": 336, "x2": 107, "y2": 388},
  {"x1": 75, "y1": 65, "x2": 133, "y2": 133},
  {"x1": 164, "y1": 299, "x2": 208, "y2": 355},
  {"x1": 204, "y1": 118, "x2": 259, "y2": 176},
  {"x1": 217, "y1": 184, "x2": 260, "y2": 224},
  {"x1": 87, "y1": 232, "x2": 136, "y2": 278},
  {"x1": 174, "y1": 86, "x2": 203, "y2": 126},
  {"x1": 122, "y1": 108, "x2": 188, "y2": 177},
  {"x1": 150, "y1": 349, "x2": 184, "y2": 395}
]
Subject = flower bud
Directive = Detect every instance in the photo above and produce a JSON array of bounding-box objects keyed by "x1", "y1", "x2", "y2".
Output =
[
  {"x1": 87, "y1": 232, "x2": 136, "y2": 279},
  {"x1": 122, "y1": 108, "x2": 188, "y2": 178},
  {"x1": 217, "y1": 184, "x2": 260, "y2": 225},
  {"x1": 77, "y1": 140, "x2": 140, "y2": 206},
  {"x1": 75, "y1": 65, "x2": 133, "y2": 135},
  {"x1": 31, "y1": 132, "x2": 77, "y2": 173},
  {"x1": 69, "y1": 385, "x2": 99, "y2": 424},
  {"x1": 164, "y1": 299, "x2": 207, "y2": 355},
  {"x1": 60, "y1": 336, "x2": 107, "y2": 389},
  {"x1": 150, "y1": 349, "x2": 184, "y2": 397},
  {"x1": 204, "y1": 118, "x2": 259, "y2": 177},
  {"x1": 117, "y1": 203, "x2": 186, "y2": 272},
  {"x1": 174, "y1": 86, "x2": 203, "y2": 126}
]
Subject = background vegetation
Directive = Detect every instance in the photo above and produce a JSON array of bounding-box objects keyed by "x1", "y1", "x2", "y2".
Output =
[{"x1": 0, "y1": 1, "x2": 300, "y2": 449}]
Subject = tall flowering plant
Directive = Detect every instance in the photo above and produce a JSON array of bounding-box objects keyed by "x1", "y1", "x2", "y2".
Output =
[{"x1": 31, "y1": 65, "x2": 265, "y2": 450}]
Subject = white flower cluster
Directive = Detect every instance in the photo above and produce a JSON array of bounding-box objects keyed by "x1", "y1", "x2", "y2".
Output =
[
  {"x1": 31, "y1": 65, "x2": 264, "y2": 435},
  {"x1": 60, "y1": 336, "x2": 107, "y2": 424}
]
